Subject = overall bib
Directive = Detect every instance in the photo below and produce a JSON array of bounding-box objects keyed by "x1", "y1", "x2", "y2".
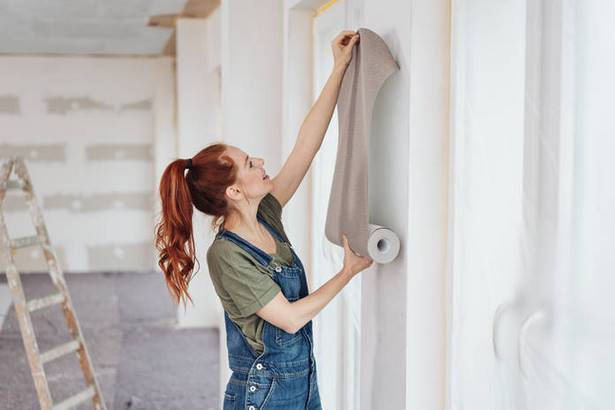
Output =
[{"x1": 216, "y1": 213, "x2": 323, "y2": 410}]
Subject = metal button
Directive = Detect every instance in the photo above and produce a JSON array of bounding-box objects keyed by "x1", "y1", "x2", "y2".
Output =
[
  {"x1": 249, "y1": 406, "x2": 256, "y2": 410},
  {"x1": 249, "y1": 385, "x2": 256, "y2": 392},
  {"x1": 256, "y1": 363, "x2": 263, "y2": 370},
  {"x1": 275, "y1": 266, "x2": 282, "y2": 272}
]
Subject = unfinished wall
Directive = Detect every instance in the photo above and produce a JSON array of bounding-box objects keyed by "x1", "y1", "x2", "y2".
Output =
[{"x1": 0, "y1": 56, "x2": 175, "y2": 273}]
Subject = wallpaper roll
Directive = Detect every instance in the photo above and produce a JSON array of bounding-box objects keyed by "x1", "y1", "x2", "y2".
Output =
[
  {"x1": 366, "y1": 224, "x2": 400, "y2": 264},
  {"x1": 325, "y1": 28, "x2": 400, "y2": 264}
]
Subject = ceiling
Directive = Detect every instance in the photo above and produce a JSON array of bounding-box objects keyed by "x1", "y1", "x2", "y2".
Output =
[{"x1": 0, "y1": 0, "x2": 192, "y2": 55}]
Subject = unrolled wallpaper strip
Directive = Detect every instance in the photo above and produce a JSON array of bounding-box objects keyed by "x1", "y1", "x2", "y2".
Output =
[{"x1": 325, "y1": 28, "x2": 400, "y2": 264}]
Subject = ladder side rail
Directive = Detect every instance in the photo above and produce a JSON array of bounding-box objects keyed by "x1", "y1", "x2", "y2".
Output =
[{"x1": 1, "y1": 158, "x2": 54, "y2": 410}]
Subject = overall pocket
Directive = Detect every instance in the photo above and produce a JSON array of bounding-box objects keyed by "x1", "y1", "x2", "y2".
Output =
[
  {"x1": 265, "y1": 370, "x2": 311, "y2": 409},
  {"x1": 223, "y1": 391, "x2": 236, "y2": 410},
  {"x1": 248, "y1": 375, "x2": 277, "y2": 410},
  {"x1": 273, "y1": 265, "x2": 302, "y2": 301},
  {"x1": 272, "y1": 263, "x2": 304, "y2": 347}
]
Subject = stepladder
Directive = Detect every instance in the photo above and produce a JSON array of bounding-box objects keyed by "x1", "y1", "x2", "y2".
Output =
[{"x1": 0, "y1": 157, "x2": 107, "y2": 410}]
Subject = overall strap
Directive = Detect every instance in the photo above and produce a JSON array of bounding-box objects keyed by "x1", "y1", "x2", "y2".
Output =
[
  {"x1": 216, "y1": 229, "x2": 272, "y2": 267},
  {"x1": 257, "y1": 214, "x2": 300, "y2": 267},
  {"x1": 256, "y1": 213, "x2": 287, "y2": 244}
]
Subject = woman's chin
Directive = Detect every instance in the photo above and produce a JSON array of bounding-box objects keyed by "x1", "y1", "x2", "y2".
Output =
[{"x1": 264, "y1": 180, "x2": 274, "y2": 192}]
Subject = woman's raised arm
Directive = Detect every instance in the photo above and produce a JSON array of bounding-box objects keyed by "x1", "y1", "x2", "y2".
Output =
[{"x1": 270, "y1": 31, "x2": 359, "y2": 207}]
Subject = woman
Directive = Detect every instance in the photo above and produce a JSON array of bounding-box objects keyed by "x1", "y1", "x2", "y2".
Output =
[{"x1": 155, "y1": 30, "x2": 372, "y2": 410}]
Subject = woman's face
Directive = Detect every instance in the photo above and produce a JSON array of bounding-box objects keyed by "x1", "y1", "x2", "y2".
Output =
[{"x1": 225, "y1": 145, "x2": 272, "y2": 202}]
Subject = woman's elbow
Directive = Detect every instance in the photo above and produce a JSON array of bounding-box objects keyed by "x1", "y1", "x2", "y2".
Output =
[
  {"x1": 256, "y1": 292, "x2": 301, "y2": 334},
  {"x1": 285, "y1": 306, "x2": 304, "y2": 335},
  {"x1": 285, "y1": 321, "x2": 300, "y2": 335}
]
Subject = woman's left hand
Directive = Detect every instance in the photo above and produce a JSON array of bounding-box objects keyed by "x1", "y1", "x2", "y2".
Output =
[{"x1": 331, "y1": 30, "x2": 360, "y2": 71}]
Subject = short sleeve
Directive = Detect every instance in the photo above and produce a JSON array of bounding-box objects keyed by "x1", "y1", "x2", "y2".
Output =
[
  {"x1": 209, "y1": 250, "x2": 281, "y2": 317},
  {"x1": 258, "y1": 193, "x2": 289, "y2": 243},
  {"x1": 259, "y1": 192, "x2": 283, "y2": 223}
]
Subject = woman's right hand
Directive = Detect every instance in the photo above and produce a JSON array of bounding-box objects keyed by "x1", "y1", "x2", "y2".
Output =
[
  {"x1": 331, "y1": 31, "x2": 359, "y2": 71},
  {"x1": 342, "y1": 234, "x2": 373, "y2": 276}
]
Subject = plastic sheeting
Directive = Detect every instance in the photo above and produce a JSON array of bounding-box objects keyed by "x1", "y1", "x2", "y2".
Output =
[{"x1": 449, "y1": 1, "x2": 615, "y2": 409}]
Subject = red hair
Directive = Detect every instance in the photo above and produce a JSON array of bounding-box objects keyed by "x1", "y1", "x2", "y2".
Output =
[{"x1": 155, "y1": 142, "x2": 237, "y2": 307}]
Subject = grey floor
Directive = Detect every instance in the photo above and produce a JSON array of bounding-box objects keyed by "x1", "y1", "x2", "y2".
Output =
[{"x1": 0, "y1": 272, "x2": 219, "y2": 410}]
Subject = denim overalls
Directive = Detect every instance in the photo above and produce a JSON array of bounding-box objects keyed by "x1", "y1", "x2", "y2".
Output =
[{"x1": 216, "y1": 213, "x2": 323, "y2": 410}]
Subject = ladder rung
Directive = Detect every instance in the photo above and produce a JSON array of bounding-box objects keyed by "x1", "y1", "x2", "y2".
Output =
[
  {"x1": 27, "y1": 293, "x2": 65, "y2": 312},
  {"x1": 53, "y1": 385, "x2": 96, "y2": 410},
  {"x1": 40, "y1": 339, "x2": 81, "y2": 365},
  {"x1": 0, "y1": 180, "x2": 23, "y2": 190},
  {"x1": 10, "y1": 235, "x2": 41, "y2": 249}
]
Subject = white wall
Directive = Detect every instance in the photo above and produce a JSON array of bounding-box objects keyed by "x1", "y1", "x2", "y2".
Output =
[
  {"x1": 359, "y1": 1, "x2": 414, "y2": 408},
  {"x1": 403, "y1": 2, "x2": 451, "y2": 409},
  {"x1": 0, "y1": 56, "x2": 174, "y2": 273},
  {"x1": 174, "y1": 15, "x2": 223, "y2": 329},
  {"x1": 351, "y1": 2, "x2": 451, "y2": 408},
  {"x1": 220, "y1": 0, "x2": 283, "y2": 172},
  {"x1": 281, "y1": 6, "x2": 314, "y2": 284}
]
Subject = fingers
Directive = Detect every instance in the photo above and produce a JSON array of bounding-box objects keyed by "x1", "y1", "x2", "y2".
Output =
[
  {"x1": 343, "y1": 33, "x2": 360, "y2": 49},
  {"x1": 334, "y1": 30, "x2": 357, "y2": 41},
  {"x1": 343, "y1": 34, "x2": 359, "y2": 50},
  {"x1": 342, "y1": 234, "x2": 351, "y2": 251},
  {"x1": 342, "y1": 234, "x2": 374, "y2": 270},
  {"x1": 332, "y1": 30, "x2": 358, "y2": 46},
  {"x1": 342, "y1": 234, "x2": 362, "y2": 256},
  {"x1": 342, "y1": 234, "x2": 353, "y2": 252}
]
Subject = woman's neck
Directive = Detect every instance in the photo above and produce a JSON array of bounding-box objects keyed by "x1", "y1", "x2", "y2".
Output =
[{"x1": 223, "y1": 204, "x2": 265, "y2": 240}]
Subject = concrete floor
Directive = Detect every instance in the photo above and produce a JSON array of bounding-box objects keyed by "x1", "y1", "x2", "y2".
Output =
[{"x1": 0, "y1": 272, "x2": 220, "y2": 410}]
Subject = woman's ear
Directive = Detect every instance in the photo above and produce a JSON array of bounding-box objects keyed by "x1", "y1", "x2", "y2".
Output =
[{"x1": 225, "y1": 184, "x2": 242, "y2": 202}]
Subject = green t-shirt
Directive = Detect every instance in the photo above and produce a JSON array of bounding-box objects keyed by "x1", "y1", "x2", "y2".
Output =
[{"x1": 206, "y1": 192, "x2": 293, "y2": 355}]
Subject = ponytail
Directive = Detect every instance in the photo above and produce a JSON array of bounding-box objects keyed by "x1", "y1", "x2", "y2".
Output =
[
  {"x1": 155, "y1": 143, "x2": 237, "y2": 307},
  {"x1": 155, "y1": 158, "x2": 198, "y2": 308}
]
